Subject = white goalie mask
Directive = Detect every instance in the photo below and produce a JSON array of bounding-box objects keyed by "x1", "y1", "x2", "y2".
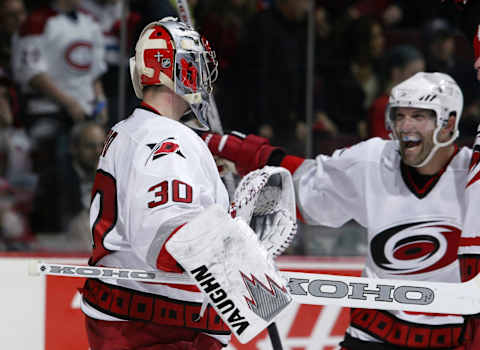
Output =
[
  {"x1": 129, "y1": 17, "x2": 218, "y2": 130},
  {"x1": 385, "y1": 72, "x2": 463, "y2": 167}
]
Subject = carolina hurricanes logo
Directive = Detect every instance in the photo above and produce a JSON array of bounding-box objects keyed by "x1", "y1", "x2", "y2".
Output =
[
  {"x1": 371, "y1": 221, "x2": 461, "y2": 275},
  {"x1": 146, "y1": 137, "x2": 185, "y2": 162}
]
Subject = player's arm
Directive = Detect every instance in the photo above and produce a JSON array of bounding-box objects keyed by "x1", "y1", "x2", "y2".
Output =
[
  {"x1": 201, "y1": 131, "x2": 304, "y2": 176},
  {"x1": 29, "y1": 73, "x2": 85, "y2": 121},
  {"x1": 202, "y1": 131, "x2": 365, "y2": 227},
  {"x1": 459, "y1": 125, "x2": 480, "y2": 282}
]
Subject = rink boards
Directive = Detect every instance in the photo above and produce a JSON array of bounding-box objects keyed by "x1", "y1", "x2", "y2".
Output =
[{"x1": 0, "y1": 253, "x2": 364, "y2": 350}]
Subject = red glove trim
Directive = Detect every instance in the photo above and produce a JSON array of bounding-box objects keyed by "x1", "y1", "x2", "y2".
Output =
[
  {"x1": 280, "y1": 155, "x2": 305, "y2": 175},
  {"x1": 203, "y1": 133, "x2": 243, "y2": 161},
  {"x1": 237, "y1": 135, "x2": 277, "y2": 175},
  {"x1": 202, "y1": 132, "x2": 281, "y2": 175}
]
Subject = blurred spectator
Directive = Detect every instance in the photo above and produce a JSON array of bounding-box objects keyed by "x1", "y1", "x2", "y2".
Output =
[
  {"x1": 31, "y1": 121, "x2": 105, "y2": 251},
  {"x1": 423, "y1": 18, "x2": 480, "y2": 140},
  {"x1": 423, "y1": 19, "x2": 458, "y2": 73},
  {"x1": 0, "y1": 0, "x2": 26, "y2": 145},
  {"x1": 325, "y1": 16, "x2": 385, "y2": 139},
  {"x1": 11, "y1": 0, "x2": 107, "y2": 174},
  {"x1": 80, "y1": 0, "x2": 122, "y2": 69},
  {"x1": 80, "y1": 0, "x2": 141, "y2": 126},
  {"x1": 452, "y1": 0, "x2": 480, "y2": 81},
  {"x1": 0, "y1": 176, "x2": 33, "y2": 251},
  {"x1": 195, "y1": 0, "x2": 257, "y2": 131},
  {"x1": 235, "y1": 0, "x2": 310, "y2": 151},
  {"x1": 130, "y1": 0, "x2": 177, "y2": 41},
  {"x1": 0, "y1": 0, "x2": 27, "y2": 70},
  {"x1": 0, "y1": 0, "x2": 35, "y2": 190},
  {"x1": 368, "y1": 45, "x2": 425, "y2": 139}
]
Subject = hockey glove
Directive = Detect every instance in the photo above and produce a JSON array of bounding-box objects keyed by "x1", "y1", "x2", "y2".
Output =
[
  {"x1": 229, "y1": 166, "x2": 297, "y2": 258},
  {"x1": 201, "y1": 131, "x2": 283, "y2": 176}
]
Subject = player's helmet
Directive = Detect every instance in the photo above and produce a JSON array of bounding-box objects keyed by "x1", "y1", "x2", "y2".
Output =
[
  {"x1": 129, "y1": 17, "x2": 218, "y2": 130},
  {"x1": 385, "y1": 72, "x2": 463, "y2": 167}
]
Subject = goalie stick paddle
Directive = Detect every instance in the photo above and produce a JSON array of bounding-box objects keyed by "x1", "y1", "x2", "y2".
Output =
[{"x1": 29, "y1": 260, "x2": 480, "y2": 315}]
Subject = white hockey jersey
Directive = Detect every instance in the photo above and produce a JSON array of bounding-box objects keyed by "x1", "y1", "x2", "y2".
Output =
[
  {"x1": 11, "y1": 6, "x2": 106, "y2": 115},
  {"x1": 292, "y1": 137, "x2": 471, "y2": 346},
  {"x1": 80, "y1": 105, "x2": 230, "y2": 342}
]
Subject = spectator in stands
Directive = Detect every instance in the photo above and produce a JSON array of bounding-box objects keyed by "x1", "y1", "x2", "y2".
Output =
[
  {"x1": 423, "y1": 18, "x2": 480, "y2": 141},
  {"x1": 11, "y1": 0, "x2": 107, "y2": 174},
  {"x1": 195, "y1": 0, "x2": 257, "y2": 132},
  {"x1": 0, "y1": 176, "x2": 32, "y2": 251},
  {"x1": 234, "y1": 0, "x2": 309, "y2": 150},
  {"x1": 0, "y1": 0, "x2": 35, "y2": 192},
  {"x1": 31, "y1": 121, "x2": 105, "y2": 248},
  {"x1": 80, "y1": 0, "x2": 141, "y2": 126},
  {"x1": 0, "y1": 0, "x2": 27, "y2": 173},
  {"x1": 325, "y1": 16, "x2": 385, "y2": 139},
  {"x1": 79, "y1": 0, "x2": 120, "y2": 127},
  {"x1": 0, "y1": 0, "x2": 35, "y2": 251},
  {"x1": 130, "y1": 0, "x2": 177, "y2": 43},
  {"x1": 313, "y1": 5, "x2": 337, "y2": 136},
  {"x1": 368, "y1": 45, "x2": 425, "y2": 139}
]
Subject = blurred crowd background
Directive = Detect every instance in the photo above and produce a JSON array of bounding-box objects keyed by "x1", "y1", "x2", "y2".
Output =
[{"x1": 0, "y1": 0, "x2": 478, "y2": 256}]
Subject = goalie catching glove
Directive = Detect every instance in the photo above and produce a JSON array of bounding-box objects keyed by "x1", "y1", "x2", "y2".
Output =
[
  {"x1": 230, "y1": 166, "x2": 297, "y2": 258},
  {"x1": 202, "y1": 131, "x2": 284, "y2": 176}
]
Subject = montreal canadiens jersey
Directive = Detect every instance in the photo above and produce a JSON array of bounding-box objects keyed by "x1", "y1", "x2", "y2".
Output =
[
  {"x1": 11, "y1": 6, "x2": 106, "y2": 115},
  {"x1": 80, "y1": 107, "x2": 229, "y2": 329},
  {"x1": 293, "y1": 137, "x2": 472, "y2": 342},
  {"x1": 80, "y1": 0, "x2": 122, "y2": 65}
]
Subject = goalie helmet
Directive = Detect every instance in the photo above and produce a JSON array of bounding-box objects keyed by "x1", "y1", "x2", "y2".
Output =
[
  {"x1": 129, "y1": 17, "x2": 218, "y2": 130},
  {"x1": 385, "y1": 72, "x2": 463, "y2": 167}
]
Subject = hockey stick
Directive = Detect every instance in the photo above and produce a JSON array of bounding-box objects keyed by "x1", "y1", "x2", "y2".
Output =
[
  {"x1": 175, "y1": 0, "x2": 237, "y2": 199},
  {"x1": 29, "y1": 260, "x2": 480, "y2": 315}
]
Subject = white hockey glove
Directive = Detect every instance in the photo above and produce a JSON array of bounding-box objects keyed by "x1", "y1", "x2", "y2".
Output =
[{"x1": 230, "y1": 166, "x2": 297, "y2": 258}]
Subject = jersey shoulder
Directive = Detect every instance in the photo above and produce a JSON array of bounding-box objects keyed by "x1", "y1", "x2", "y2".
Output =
[
  {"x1": 330, "y1": 137, "x2": 391, "y2": 165},
  {"x1": 112, "y1": 108, "x2": 211, "y2": 170},
  {"x1": 450, "y1": 146, "x2": 473, "y2": 171},
  {"x1": 19, "y1": 7, "x2": 58, "y2": 37}
]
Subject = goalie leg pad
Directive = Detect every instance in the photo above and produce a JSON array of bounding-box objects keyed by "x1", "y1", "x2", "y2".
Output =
[{"x1": 165, "y1": 204, "x2": 292, "y2": 344}]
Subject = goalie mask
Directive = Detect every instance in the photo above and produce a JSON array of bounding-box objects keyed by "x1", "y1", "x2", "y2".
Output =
[
  {"x1": 129, "y1": 17, "x2": 218, "y2": 131},
  {"x1": 385, "y1": 72, "x2": 463, "y2": 167}
]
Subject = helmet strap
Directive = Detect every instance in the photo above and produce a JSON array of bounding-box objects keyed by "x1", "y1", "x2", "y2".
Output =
[{"x1": 412, "y1": 127, "x2": 458, "y2": 168}]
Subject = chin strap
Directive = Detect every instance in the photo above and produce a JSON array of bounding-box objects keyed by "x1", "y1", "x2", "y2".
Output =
[{"x1": 412, "y1": 127, "x2": 458, "y2": 168}]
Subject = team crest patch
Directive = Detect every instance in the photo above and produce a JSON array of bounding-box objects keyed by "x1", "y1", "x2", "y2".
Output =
[{"x1": 146, "y1": 137, "x2": 185, "y2": 162}]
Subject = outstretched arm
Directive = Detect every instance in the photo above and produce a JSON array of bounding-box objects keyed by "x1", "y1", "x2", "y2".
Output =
[{"x1": 202, "y1": 131, "x2": 304, "y2": 176}]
